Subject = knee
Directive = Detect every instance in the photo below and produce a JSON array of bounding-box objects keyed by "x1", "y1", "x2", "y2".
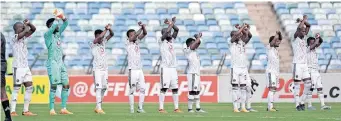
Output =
[
  {"x1": 160, "y1": 88, "x2": 168, "y2": 94},
  {"x1": 189, "y1": 91, "x2": 196, "y2": 95},
  {"x1": 269, "y1": 87, "x2": 277, "y2": 92},
  {"x1": 232, "y1": 84, "x2": 239, "y2": 90},
  {"x1": 51, "y1": 85, "x2": 57, "y2": 91},
  {"x1": 317, "y1": 88, "x2": 323, "y2": 94},
  {"x1": 24, "y1": 82, "x2": 33, "y2": 87},
  {"x1": 63, "y1": 85, "x2": 70, "y2": 89},
  {"x1": 172, "y1": 89, "x2": 178, "y2": 94},
  {"x1": 139, "y1": 88, "x2": 146, "y2": 94}
]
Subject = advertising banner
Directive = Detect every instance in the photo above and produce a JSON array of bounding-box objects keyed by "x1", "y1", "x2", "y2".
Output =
[{"x1": 218, "y1": 73, "x2": 341, "y2": 102}]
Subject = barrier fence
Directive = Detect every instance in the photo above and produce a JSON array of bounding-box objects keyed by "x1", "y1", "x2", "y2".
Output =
[{"x1": 4, "y1": 74, "x2": 340, "y2": 104}]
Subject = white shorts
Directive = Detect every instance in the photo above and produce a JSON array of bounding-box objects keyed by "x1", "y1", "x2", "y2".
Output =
[
  {"x1": 128, "y1": 69, "x2": 146, "y2": 90},
  {"x1": 231, "y1": 67, "x2": 250, "y2": 85},
  {"x1": 160, "y1": 68, "x2": 178, "y2": 89},
  {"x1": 293, "y1": 63, "x2": 310, "y2": 80},
  {"x1": 266, "y1": 72, "x2": 279, "y2": 88},
  {"x1": 310, "y1": 69, "x2": 322, "y2": 89},
  {"x1": 187, "y1": 73, "x2": 201, "y2": 91},
  {"x1": 93, "y1": 70, "x2": 108, "y2": 89},
  {"x1": 13, "y1": 67, "x2": 32, "y2": 85}
]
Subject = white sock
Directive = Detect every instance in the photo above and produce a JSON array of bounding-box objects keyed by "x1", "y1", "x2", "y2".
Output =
[
  {"x1": 293, "y1": 82, "x2": 301, "y2": 107},
  {"x1": 240, "y1": 87, "x2": 247, "y2": 109},
  {"x1": 159, "y1": 92, "x2": 165, "y2": 110},
  {"x1": 267, "y1": 91, "x2": 275, "y2": 109},
  {"x1": 300, "y1": 82, "x2": 311, "y2": 104},
  {"x1": 188, "y1": 95, "x2": 194, "y2": 110},
  {"x1": 95, "y1": 88, "x2": 102, "y2": 110},
  {"x1": 101, "y1": 88, "x2": 106, "y2": 100},
  {"x1": 24, "y1": 86, "x2": 33, "y2": 112},
  {"x1": 11, "y1": 86, "x2": 20, "y2": 112},
  {"x1": 172, "y1": 93, "x2": 179, "y2": 109},
  {"x1": 129, "y1": 94, "x2": 134, "y2": 110},
  {"x1": 232, "y1": 88, "x2": 239, "y2": 110},
  {"x1": 307, "y1": 91, "x2": 313, "y2": 107},
  {"x1": 194, "y1": 95, "x2": 200, "y2": 109},
  {"x1": 318, "y1": 90, "x2": 325, "y2": 106},
  {"x1": 138, "y1": 92, "x2": 145, "y2": 110},
  {"x1": 246, "y1": 87, "x2": 252, "y2": 109}
]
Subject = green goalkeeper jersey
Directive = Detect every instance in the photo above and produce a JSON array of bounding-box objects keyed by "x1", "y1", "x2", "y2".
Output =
[{"x1": 44, "y1": 20, "x2": 68, "y2": 66}]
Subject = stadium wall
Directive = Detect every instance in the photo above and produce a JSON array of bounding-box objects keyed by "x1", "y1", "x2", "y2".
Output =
[{"x1": 4, "y1": 74, "x2": 341, "y2": 104}]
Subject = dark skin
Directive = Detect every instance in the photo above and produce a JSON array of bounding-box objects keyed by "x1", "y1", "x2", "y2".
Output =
[
  {"x1": 14, "y1": 19, "x2": 36, "y2": 40},
  {"x1": 161, "y1": 17, "x2": 179, "y2": 42},
  {"x1": 230, "y1": 24, "x2": 247, "y2": 43},
  {"x1": 47, "y1": 17, "x2": 68, "y2": 34},
  {"x1": 270, "y1": 31, "x2": 282, "y2": 48},
  {"x1": 294, "y1": 15, "x2": 311, "y2": 39},
  {"x1": 128, "y1": 22, "x2": 147, "y2": 42},
  {"x1": 308, "y1": 33, "x2": 323, "y2": 50},
  {"x1": 240, "y1": 24, "x2": 252, "y2": 44},
  {"x1": 94, "y1": 24, "x2": 114, "y2": 44},
  {"x1": 189, "y1": 32, "x2": 202, "y2": 50}
]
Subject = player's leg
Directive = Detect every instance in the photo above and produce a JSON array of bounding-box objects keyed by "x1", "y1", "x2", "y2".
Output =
[
  {"x1": 93, "y1": 70, "x2": 105, "y2": 114},
  {"x1": 292, "y1": 64, "x2": 302, "y2": 111},
  {"x1": 314, "y1": 73, "x2": 331, "y2": 110},
  {"x1": 22, "y1": 69, "x2": 36, "y2": 116},
  {"x1": 170, "y1": 68, "x2": 181, "y2": 113},
  {"x1": 47, "y1": 62, "x2": 61, "y2": 115},
  {"x1": 159, "y1": 68, "x2": 169, "y2": 113},
  {"x1": 128, "y1": 69, "x2": 137, "y2": 113},
  {"x1": 194, "y1": 74, "x2": 205, "y2": 113},
  {"x1": 1, "y1": 71, "x2": 12, "y2": 121},
  {"x1": 244, "y1": 71, "x2": 257, "y2": 112},
  {"x1": 307, "y1": 71, "x2": 315, "y2": 110},
  {"x1": 101, "y1": 71, "x2": 108, "y2": 109},
  {"x1": 136, "y1": 70, "x2": 146, "y2": 113},
  {"x1": 238, "y1": 68, "x2": 249, "y2": 113},
  {"x1": 300, "y1": 66, "x2": 311, "y2": 110},
  {"x1": 60, "y1": 64, "x2": 72, "y2": 114},
  {"x1": 187, "y1": 73, "x2": 195, "y2": 112},
  {"x1": 231, "y1": 68, "x2": 240, "y2": 112},
  {"x1": 10, "y1": 68, "x2": 21, "y2": 116},
  {"x1": 267, "y1": 72, "x2": 278, "y2": 111}
]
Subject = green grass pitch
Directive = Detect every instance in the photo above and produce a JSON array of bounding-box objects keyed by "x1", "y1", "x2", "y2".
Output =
[{"x1": 2, "y1": 103, "x2": 340, "y2": 121}]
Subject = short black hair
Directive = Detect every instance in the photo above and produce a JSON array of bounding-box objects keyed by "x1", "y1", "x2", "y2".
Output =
[
  {"x1": 230, "y1": 31, "x2": 236, "y2": 37},
  {"x1": 13, "y1": 22, "x2": 22, "y2": 30},
  {"x1": 46, "y1": 18, "x2": 55, "y2": 27},
  {"x1": 161, "y1": 28, "x2": 168, "y2": 35},
  {"x1": 94, "y1": 29, "x2": 103, "y2": 36},
  {"x1": 126, "y1": 29, "x2": 135, "y2": 37},
  {"x1": 307, "y1": 37, "x2": 315, "y2": 46},
  {"x1": 186, "y1": 38, "x2": 195, "y2": 47},
  {"x1": 269, "y1": 36, "x2": 275, "y2": 43}
]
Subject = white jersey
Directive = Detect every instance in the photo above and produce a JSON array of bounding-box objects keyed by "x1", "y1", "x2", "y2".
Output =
[
  {"x1": 292, "y1": 37, "x2": 307, "y2": 64},
  {"x1": 90, "y1": 39, "x2": 108, "y2": 71},
  {"x1": 307, "y1": 47, "x2": 319, "y2": 70},
  {"x1": 126, "y1": 39, "x2": 142, "y2": 70},
  {"x1": 231, "y1": 40, "x2": 248, "y2": 68},
  {"x1": 266, "y1": 45, "x2": 279, "y2": 74},
  {"x1": 184, "y1": 47, "x2": 200, "y2": 74},
  {"x1": 12, "y1": 34, "x2": 29, "y2": 68},
  {"x1": 160, "y1": 39, "x2": 177, "y2": 68}
]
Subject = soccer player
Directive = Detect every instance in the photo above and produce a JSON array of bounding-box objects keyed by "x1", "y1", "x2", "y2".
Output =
[
  {"x1": 10, "y1": 19, "x2": 37, "y2": 116},
  {"x1": 229, "y1": 24, "x2": 250, "y2": 113},
  {"x1": 126, "y1": 21, "x2": 147, "y2": 113},
  {"x1": 184, "y1": 32, "x2": 206, "y2": 113},
  {"x1": 91, "y1": 24, "x2": 114, "y2": 114},
  {"x1": 292, "y1": 15, "x2": 311, "y2": 111},
  {"x1": 305, "y1": 34, "x2": 331, "y2": 110},
  {"x1": 158, "y1": 17, "x2": 180, "y2": 113},
  {"x1": 44, "y1": 14, "x2": 73, "y2": 115},
  {"x1": 1, "y1": 32, "x2": 12, "y2": 121},
  {"x1": 266, "y1": 31, "x2": 282, "y2": 111}
]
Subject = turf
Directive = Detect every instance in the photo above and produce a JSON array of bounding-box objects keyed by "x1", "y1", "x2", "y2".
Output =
[{"x1": 1, "y1": 103, "x2": 340, "y2": 121}]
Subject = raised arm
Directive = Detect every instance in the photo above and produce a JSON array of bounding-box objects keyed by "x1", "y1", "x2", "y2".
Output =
[
  {"x1": 294, "y1": 15, "x2": 308, "y2": 39},
  {"x1": 16, "y1": 25, "x2": 30, "y2": 40},
  {"x1": 138, "y1": 24, "x2": 147, "y2": 40},
  {"x1": 94, "y1": 29, "x2": 108, "y2": 44},
  {"x1": 161, "y1": 19, "x2": 174, "y2": 40},
  {"x1": 241, "y1": 24, "x2": 252, "y2": 44},
  {"x1": 59, "y1": 18, "x2": 69, "y2": 34},
  {"x1": 230, "y1": 24, "x2": 246, "y2": 43},
  {"x1": 44, "y1": 20, "x2": 58, "y2": 37},
  {"x1": 105, "y1": 24, "x2": 114, "y2": 41},
  {"x1": 171, "y1": 17, "x2": 179, "y2": 39},
  {"x1": 23, "y1": 19, "x2": 36, "y2": 37},
  {"x1": 309, "y1": 34, "x2": 322, "y2": 50},
  {"x1": 270, "y1": 31, "x2": 281, "y2": 46},
  {"x1": 128, "y1": 23, "x2": 143, "y2": 41},
  {"x1": 189, "y1": 32, "x2": 202, "y2": 50},
  {"x1": 304, "y1": 21, "x2": 311, "y2": 36}
]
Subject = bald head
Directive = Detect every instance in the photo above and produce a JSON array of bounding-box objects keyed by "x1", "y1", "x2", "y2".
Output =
[
  {"x1": 13, "y1": 22, "x2": 25, "y2": 33},
  {"x1": 161, "y1": 28, "x2": 172, "y2": 41}
]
